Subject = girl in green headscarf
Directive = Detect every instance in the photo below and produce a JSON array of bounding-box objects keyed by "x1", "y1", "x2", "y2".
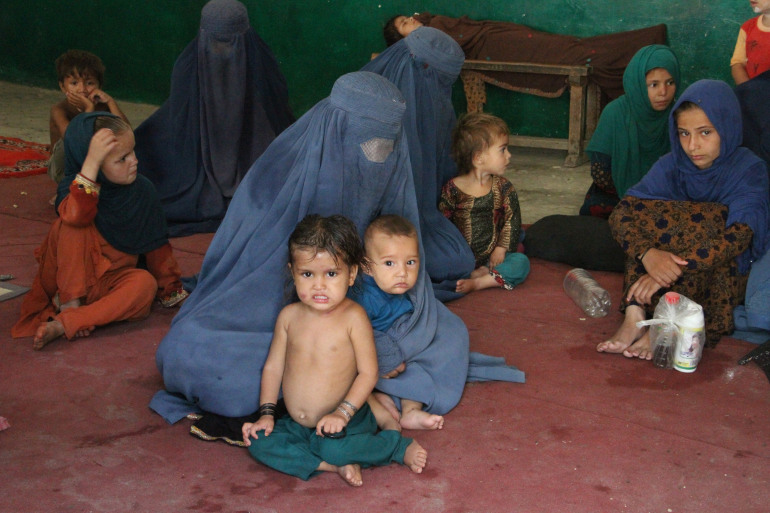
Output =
[{"x1": 579, "y1": 44, "x2": 680, "y2": 218}]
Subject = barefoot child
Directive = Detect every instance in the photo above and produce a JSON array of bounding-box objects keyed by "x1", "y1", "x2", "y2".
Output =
[
  {"x1": 242, "y1": 214, "x2": 427, "y2": 486},
  {"x1": 599, "y1": 80, "x2": 769, "y2": 359},
  {"x1": 440, "y1": 112, "x2": 530, "y2": 293},
  {"x1": 12, "y1": 112, "x2": 188, "y2": 350},
  {"x1": 348, "y1": 215, "x2": 445, "y2": 430},
  {"x1": 48, "y1": 50, "x2": 130, "y2": 188}
]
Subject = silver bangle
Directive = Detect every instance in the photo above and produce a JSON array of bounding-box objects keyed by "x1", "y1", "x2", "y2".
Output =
[
  {"x1": 336, "y1": 406, "x2": 351, "y2": 421},
  {"x1": 341, "y1": 400, "x2": 358, "y2": 414}
]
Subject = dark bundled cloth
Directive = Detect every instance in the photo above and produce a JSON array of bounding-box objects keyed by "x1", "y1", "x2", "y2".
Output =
[
  {"x1": 56, "y1": 112, "x2": 169, "y2": 255},
  {"x1": 149, "y1": 71, "x2": 473, "y2": 423},
  {"x1": 362, "y1": 26, "x2": 475, "y2": 300},
  {"x1": 134, "y1": 0, "x2": 294, "y2": 237},
  {"x1": 415, "y1": 12, "x2": 667, "y2": 100},
  {"x1": 734, "y1": 69, "x2": 770, "y2": 165},
  {"x1": 524, "y1": 215, "x2": 625, "y2": 273}
]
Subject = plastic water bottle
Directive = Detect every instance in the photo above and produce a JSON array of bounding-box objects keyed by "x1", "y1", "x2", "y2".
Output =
[
  {"x1": 651, "y1": 292, "x2": 681, "y2": 369},
  {"x1": 563, "y1": 268, "x2": 611, "y2": 318}
]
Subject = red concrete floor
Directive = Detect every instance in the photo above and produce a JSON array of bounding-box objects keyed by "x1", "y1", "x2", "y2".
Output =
[{"x1": 1, "y1": 174, "x2": 768, "y2": 512}]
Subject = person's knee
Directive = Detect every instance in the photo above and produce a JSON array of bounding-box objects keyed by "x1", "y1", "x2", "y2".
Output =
[{"x1": 127, "y1": 269, "x2": 159, "y2": 312}]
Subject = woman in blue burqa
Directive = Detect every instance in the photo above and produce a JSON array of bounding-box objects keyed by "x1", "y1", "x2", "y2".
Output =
[
  {"x1": 134, "y1": 0, "x2": 294, "y2": 237},
  {"x1": 362, "y1": 26, "x2": 475, "y2": 301},
  {"x1": 151, "y1": 71, "x2": 524, "y2": 427}
]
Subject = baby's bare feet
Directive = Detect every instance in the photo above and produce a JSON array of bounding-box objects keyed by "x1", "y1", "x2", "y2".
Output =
[
  {"x1": 403, "y1": 440, "x2": 427, "y2": 473},
  {"x1": 455, "y1": 278, "x2": 477, "y2": 294},
  {"x1": 400, "y1": 408, "x2": 444, "y2": 430},
  {"x1": 33, "y1": 320, "x2": 65, "y2": 350},
  {"x1": 337, "y1": 463, "x2": 363, "y2": 486}
]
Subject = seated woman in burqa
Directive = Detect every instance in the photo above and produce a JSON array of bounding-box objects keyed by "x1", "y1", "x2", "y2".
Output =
[
  {"x1": 363, "y1": 26, "x2": 476, "y2": 301},
  {"x1": 150, "y1": 71, "x2": 525, "y2": 430},
  {"x1": 134, "y1": 0, "x2": 294, "y2": 236}
]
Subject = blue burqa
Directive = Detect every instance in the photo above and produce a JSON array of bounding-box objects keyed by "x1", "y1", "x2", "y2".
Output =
[
  {"x1": 134, "y1": 0, "x2": 294, "y2": 237},
  {"x1": 150, "y1": 71, "x2": 474, "y2": 423},
  {"x1": 362, "y1": 26, "x2": 475, "y2": 300},
  {"x1": 734, "y1": 69, "x2": 770, "y2": 165},
  {"x1": 626, "y1": 79, "x2": 769, "y2": 275},
  {"x1": 732, "y1": 71, "x2": 770, "y2": 342}
]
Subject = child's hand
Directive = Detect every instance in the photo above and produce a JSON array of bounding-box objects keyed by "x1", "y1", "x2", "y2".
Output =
[
  {"x1": 242, "y1": 417, "x2": 274, "y2": 446},
  {"x1": 89, "y1": 89, "x2": 113, "y2": 105},
  {"x1": 316, "y1": 411, "x2": 348, "y2": 437},
  {"x1": 381, "y1": 361, "x2": 406, "y2": 379},
  {"x1": 87, "y1": 128, "x2": 119, "y2": 163},
  {"x1": 640, "y1": 248, "x2": 687, "y2": 288},
  {"x1": 66, "y1": 91, "x2": 95, "y2": 113},
  {"x1": 626, "y1": 274, "x2": 662, "y2": 305},
  {"x1": 489, "y1": 247, "x2": 507, "y2": 268},
  {"x1": 79, "y1": 128, "x2": 119, "y2": 181}
]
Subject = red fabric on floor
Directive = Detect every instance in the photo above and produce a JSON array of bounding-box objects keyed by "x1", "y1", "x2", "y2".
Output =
[{"x1": 0, "y1": 136, "x2": 50, "y2": 178}]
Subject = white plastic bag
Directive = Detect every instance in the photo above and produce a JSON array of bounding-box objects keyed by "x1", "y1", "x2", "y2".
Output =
[{"x1": 636, "y1": 292, "x2": 705, "y2": 372}]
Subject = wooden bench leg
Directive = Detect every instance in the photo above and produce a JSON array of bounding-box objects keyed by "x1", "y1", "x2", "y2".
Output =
[
  {"x1": 564, "y1": 72, "x2": 588, "y2": 167},
  {"x1": 585, "y1": 80, "x2": 601, "y2": 142},
  {"x1": 461, "y1": 71, "x2": 486, "y2": 114}
]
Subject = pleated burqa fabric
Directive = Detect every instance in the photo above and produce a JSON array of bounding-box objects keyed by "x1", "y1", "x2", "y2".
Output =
[{"x1": 135, "y1": 0, "x2": 294, "y2": 236}]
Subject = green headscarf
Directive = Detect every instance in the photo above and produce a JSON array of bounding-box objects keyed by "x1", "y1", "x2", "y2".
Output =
[{"x1": 586, "y1": 44, "x2": 680, "y2": 197}]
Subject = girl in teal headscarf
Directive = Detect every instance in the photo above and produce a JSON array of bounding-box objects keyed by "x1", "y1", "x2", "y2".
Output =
[{"x1": 580, "y1": 44, "x2": 680, "y2": 218}]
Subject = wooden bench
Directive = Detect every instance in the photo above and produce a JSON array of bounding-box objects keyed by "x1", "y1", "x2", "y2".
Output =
[{"x1": 461, "y1": 60, "x2": 601, "y2": 167}]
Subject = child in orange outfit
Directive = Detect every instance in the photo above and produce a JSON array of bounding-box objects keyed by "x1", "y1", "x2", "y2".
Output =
[{"x1": 13, "y1": 112, "x2": 187, "y2": 350}]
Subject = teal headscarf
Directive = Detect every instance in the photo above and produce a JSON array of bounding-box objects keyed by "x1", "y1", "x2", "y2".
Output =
[
  {"x1": 56, "y1": 112, "x2": 169, "y2": 255},
  {"x1": 586, "y1": 44, "x2": 680, "y2": 197}
]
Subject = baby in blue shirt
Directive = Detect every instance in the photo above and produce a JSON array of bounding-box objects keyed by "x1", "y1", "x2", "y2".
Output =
[{"x1": 349, "y1": 215, "x2": 445, "y2": 430}]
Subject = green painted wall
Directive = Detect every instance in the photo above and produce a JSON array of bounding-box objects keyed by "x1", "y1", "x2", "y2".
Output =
[{"x1": 0, "y1": 1, "x2": 752, "y2": 138}]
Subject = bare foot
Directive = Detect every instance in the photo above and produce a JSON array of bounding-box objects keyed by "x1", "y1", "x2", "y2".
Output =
[
  {"x1": 456, "y1": 273, "x2": 500, "y2": 294},
  {"x1": 74, "y1": 325, "x2": 95, "y2": 338},
  {"x1": 374, "y1": 392, "x2": 401, "y2": 423},
  {"x1": 33, "y1": 320, "x2": 65, "y2": 350},
  {"x1": 623, "y1": 331, "x2": 653, "y2": 360},
  {"x1": 400, "y1": 407, "x2": 444, "y2": 431},
  {"x1": 403, "y1": 440, "x2": 427, "y2": 473},
  {"x1": 596, "y1": 305, "x2": 646, "y2": 354},
  {"x1": 337, "y1": 463, "x2": 363, "y2": 486}
]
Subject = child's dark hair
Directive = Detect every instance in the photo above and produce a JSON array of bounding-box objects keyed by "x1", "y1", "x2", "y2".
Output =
[
  {"x1": 451, "y1": 112, "x2": 510, "y2": 175},
  {"x1": 55, "y1": 50, "x2": 105, "y2": 85},
  {"x1": 364, "y1": 214, "x2": 417, "y2": 249},
  {"x1": 288, "y1": 214, "x2": 363, "y2": 269},
  {"x1": 383, "y1": 15, "x2": 405, "y2": 47}
]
